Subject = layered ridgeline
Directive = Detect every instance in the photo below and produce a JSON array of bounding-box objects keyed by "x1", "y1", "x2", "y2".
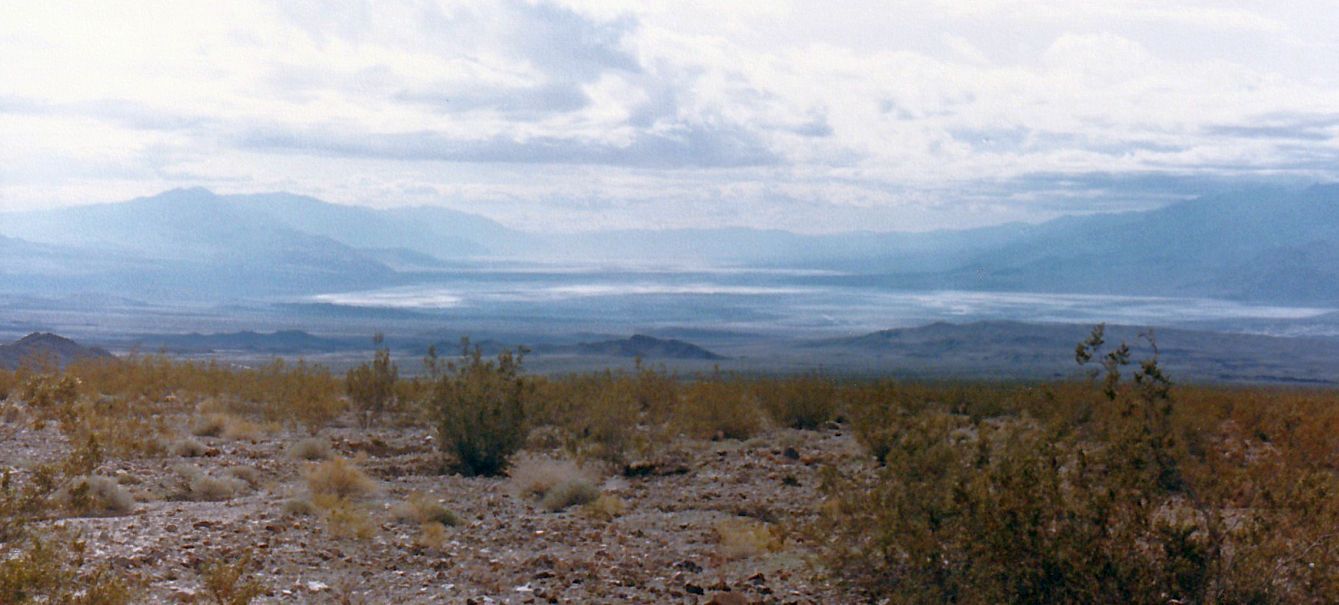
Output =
[{"x1": 1, "y1": 185, "x2": 1337, "y2": 303}]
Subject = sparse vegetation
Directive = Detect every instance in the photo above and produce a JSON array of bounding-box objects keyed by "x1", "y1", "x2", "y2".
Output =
[
  {"x1": 4, "y1": 329, "x2": 1339, "y2": 601},
  {"x1": 288, "y1": 436, "x2": 332, "y2": 460},
  {"x1": 391, "y1": 492, "x2": 458, "y2": 527},
  {"x1": 304, "y1": 457, "x2": 377, "y2": 499},
  {"x1": 347, "y1": 334, "x2": 398, "y2": 428},
  {"x1": 200, "y1": 553, "x2": 265, "y2": 605},
  {"x1": 715, "y1": 517, "x2": 782, "y2": 559},
  {"x1": 424, "y1": 341, "x2": 532, "y2": 476}
]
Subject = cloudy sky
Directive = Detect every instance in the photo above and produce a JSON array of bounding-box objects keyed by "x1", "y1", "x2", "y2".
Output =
[{"x1": 2, "y1": 1, "x2": 1337, "y2": 232}]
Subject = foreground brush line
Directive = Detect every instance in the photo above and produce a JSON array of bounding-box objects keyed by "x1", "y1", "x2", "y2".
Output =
[{"x1": 1, "y1": 331, "x2": 1337, "y2": 603}]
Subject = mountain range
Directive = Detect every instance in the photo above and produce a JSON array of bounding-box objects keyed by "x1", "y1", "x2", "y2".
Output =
[{"x1": 1, "y1": 185, "x2": 1337, "y2": 304}]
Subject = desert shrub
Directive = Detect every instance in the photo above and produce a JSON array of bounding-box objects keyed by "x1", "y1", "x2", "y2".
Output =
[
  {"x1": 224, "y1": 466, "x2": 261, "y2": 488},
  {"x1": 282, "y1": 497, "x2": 316, "y2": 516},
  {"x1": 391, "y1": 492, "x2": 458, "y2": 527},
  {"x1": 758, "y1": 373, "x2": 839, "y2": 430},
  {"x1": 0, "y1": 529, "x2": 134, "y2": 605},
  {"x1": 190, "y1": 413, "x2": 229, "y2": 437},
  {"x1": 189, "y1": 474, "x2": 247, "y2": 502},
  {"x1": 508, "y1": 454, "x2": 602, "y2": 511},
  {"x1": 508, "y1": 455, "x2": 590, "y2": 498},
  {"x1": 16, "y1": 372, "x2": 81, "y2": 410},
  {"x1": 540, "y1": 479, "x2": 600, "y2": 512},
  {"x1": 288, "y1": 437, "x2": 332, "y2": 461},
  {"x1": 61, "y1": 475, "x2": 134, "y2": 515},
  {"x1": 200, "y1": 553, "x2": 264, "y2": 605},
  {"x1": 583, "y1": 494, "x2": 626, "y2": 521},
  {"x1": 0, "y1": 369, "x2": 15, "y2": 401},
  {"x1": 313, "y1": 494, "x2": 374, "y2": 540},
  {"x1": 531, "y1": 371, "x2": 642, "y2": 464},
  {"x1": 172, "y1": 438, "x2": 208, "y2": 457},
  {"x1": 816, "y1": 327, "x2": 1339, "y2": 603},
  {"x1": 676, "y1": 376, "x2": 762, "y2": 440},
  {"x1": 424, "y1": 341, "x2": 532, "y2": 476},
  {"x1": 347, "y1": 334, "x2": 398, "y2": 428},
  {"x1": 716, "y1": 517, "x2": 782, "y2": 559},
  {"x1": 304, "y1": 457, "x2": 377, "y2": 499},
  {"x1": 415, "y1": 521, "x2": 449, "y2": 550}
]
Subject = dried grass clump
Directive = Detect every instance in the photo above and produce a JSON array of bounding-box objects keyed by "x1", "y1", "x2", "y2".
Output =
[
  {"x1": 540, "y1": 479, "x2": 600, "y2": 512},
  {"x1": 415, "y1": 521, "x2": 449, "y2": 549},
  {"x1": 313, "y1": 494, "x2": 374, "y2": 540},
  {"x1": 288, "y1": 437, "x2": 332, "y2": 461},
  {"x1": 582, "y1": 494, "x2": 626, "y2": 521},
  {"x1": 172, "y1": 438, "x2": 208, "y2": 457},
  {"x1": 508, "y1": 455, "x2": 589, "y2": 498},
  {"x1": 391, "y1": 492, "x2": 458, "y2": 527},
  {"x1": 715, "y1": 517, "x2": 781, "y2": 559},
  {"x1": 508, "y1": 454, "x2": 603, "y2": 512},
  {"x1": 224, "y1": 465, "x2": 261, "y2": 488},
  {"x1": 282, "y1": 497, "x2": 316, "y2": 517},
  {"x1": 189, "y1": 474, "x2": 248, "y2": 502},
  {"x1": 174, "y1": 464, "x2": 247, "y2": 501},
  {"x1": 189, "y1": 413, "x2": 229, "y2": 437},
  {"x1": 62, "y1": 475, "x2": 135, "y2": 515},
  {"x1": 304, "y1": 457, "x2": 377, "y2": 499}
]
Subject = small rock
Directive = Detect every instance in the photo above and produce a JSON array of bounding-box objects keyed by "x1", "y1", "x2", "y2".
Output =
[{"x1": 685, "y1": 583, "x2": 705, "y2": 595}]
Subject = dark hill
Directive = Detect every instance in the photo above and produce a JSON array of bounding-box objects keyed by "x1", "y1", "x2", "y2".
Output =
[
  {"x1": 565, "y1": 334, "x2": 725, "y2": 360},
  {"x1": 0, "y1": 332, "x2": 114, "y2": 370}
]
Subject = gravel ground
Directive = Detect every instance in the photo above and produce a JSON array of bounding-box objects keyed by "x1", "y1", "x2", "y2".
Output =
[{"x1": 4, "y1": 415, "x2": 867, "y2": 604}]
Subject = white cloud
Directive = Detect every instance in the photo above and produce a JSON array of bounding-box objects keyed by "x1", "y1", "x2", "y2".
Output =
[{"x1": 1, "y1": 0, "x2": 1337, "y2": 232}]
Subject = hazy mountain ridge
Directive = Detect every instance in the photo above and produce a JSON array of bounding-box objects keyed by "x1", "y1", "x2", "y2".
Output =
[
  {"x1": 2, "y1": 185, "x2": 1337, "y2": 304},
  {"x1": 0, "y1": 332, "x2": 114, "y2": 370}
]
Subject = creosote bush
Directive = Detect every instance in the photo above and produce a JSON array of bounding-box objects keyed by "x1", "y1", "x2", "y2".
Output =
[
  {"x1": 676, "y1": 375, "x2": 762, "y2": 440},
  {"x1": 347, "y1": 333, "x2": 398, "y2": 428},
  {"x1": 424, "y1": 341, "x2": 532, "y2": 476},
  {"x1": 200, "y1": 553, "x2": 265, "y2": 605},
  {"x1": 757, "y1": 373, "x2": 839, "y2": 430},
  {"x1": 816, "y1": 325, "x2": 1339, "y2": 604}
]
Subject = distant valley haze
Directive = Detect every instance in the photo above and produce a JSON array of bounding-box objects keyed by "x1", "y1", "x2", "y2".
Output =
[{"x1": 2, "y1": 2, "x2": 1338, "y2": 382}]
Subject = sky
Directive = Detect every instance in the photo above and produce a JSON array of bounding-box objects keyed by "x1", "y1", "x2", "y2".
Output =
[{"x1": 2, "y1": 1, "x2": 1338, "y2": 233}]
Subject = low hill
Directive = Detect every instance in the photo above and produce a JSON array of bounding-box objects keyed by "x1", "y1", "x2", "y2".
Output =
[
  {"x1": 558, "y1": 334, "x2": 725, "y2": 360},
  {"x1": 0, "y1": 332, "x2": 115, "y2": 369}
]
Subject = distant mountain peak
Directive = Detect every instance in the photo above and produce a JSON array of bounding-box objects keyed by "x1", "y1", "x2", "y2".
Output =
[{"x1": 1, "y1": 332, "x2": 114, "y2": 370}]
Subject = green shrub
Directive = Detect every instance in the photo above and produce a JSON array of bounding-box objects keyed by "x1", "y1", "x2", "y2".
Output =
[
  {"x1": 346, "y1": 334, "x2": 397, "y2": 429},
  {"x1": 424, "y1": 341, "x2": 531, "y2": 476}
]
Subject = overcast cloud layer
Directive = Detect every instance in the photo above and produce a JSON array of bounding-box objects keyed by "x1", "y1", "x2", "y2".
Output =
[{"x1": 2, "y1": 1, "x2": 1338, "y2": 232}]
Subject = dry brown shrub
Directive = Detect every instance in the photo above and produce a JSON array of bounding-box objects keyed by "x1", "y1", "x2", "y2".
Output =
[
  {"x1": 61, "y1": 475, "x2": 134, "y2": 516},
  {"x1": 391, "y1": 492, "x2": 458, "y2": 526},
  {"x1": 676, "y1": 378, "x2": 762, "y2": 440},
  {"x1": 313, "y1": 494, "x2": 374, "y2": 540},
  {"x1": 304, "y1": 457, "x2": 377, "y2": 499},
  {"x1": 715, "y1": 517, "x2": 781, "y2": 559},
  {"x1": 172, "y1": 438, "x2": 208, "y2": 457},
  {"x1": 287, "y1": 437, "x2": 332, "y2": 461}
]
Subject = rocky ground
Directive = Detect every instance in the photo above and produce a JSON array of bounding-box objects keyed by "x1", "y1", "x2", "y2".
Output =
[{"x1": 3, "y1": 414, "x2": 867, "y2": 604}]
